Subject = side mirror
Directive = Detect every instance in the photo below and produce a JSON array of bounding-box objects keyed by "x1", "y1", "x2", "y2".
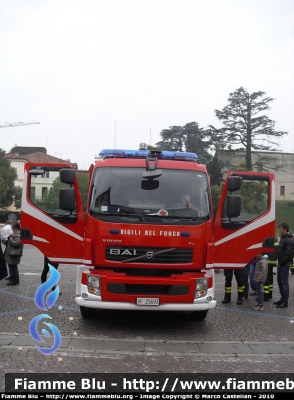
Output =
[
  {"x1": 59, "y1": 188, "x2": 76, "y2": 211},
  {"x1": 29, "y1": 168, "x2": 45, "y2": 176},
  {"x1": 141, "y1": 180, "x2": 159, "y2": 190},
  {"x1": 60, "y1": 169, "x2": 75, "y2": 185},
  {"x1": 226, "y1": 195, "x2": 241, "y2": 219},
  {"x1": 228, "y1": 176, "x2": 242, "y2": 192},
  {"x1": 142, "y1": 170, "x2": 162, "y2": 180}
]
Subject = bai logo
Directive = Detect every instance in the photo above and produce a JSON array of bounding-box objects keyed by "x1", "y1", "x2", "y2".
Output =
[{"x1": 29, "y1": 265, "x2": 62, "y2": 355}]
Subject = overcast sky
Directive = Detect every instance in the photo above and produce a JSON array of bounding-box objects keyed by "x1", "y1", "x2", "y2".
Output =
[{"x1": 0, "y1": 0, "x2": 293, "y2": 168}]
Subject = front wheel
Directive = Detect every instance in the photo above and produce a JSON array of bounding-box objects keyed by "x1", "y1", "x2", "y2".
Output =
[
  {"x1": 80, "y1": 306, "x2": 96, "y2": 318},
  {"x1": 190, "y1": 310, "x2": 208, "y2": 321}
]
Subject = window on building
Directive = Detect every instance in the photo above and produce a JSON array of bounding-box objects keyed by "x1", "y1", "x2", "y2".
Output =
[
  {"x1": 280, "y1": 186, "x2": 285, "y2": 196},
  {"x1": 42, "y1": 187, "x2": 48, "y2": 197}
]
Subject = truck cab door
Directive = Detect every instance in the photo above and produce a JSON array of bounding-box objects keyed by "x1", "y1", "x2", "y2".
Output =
[
  {"x1": 213, "y1": 171, "x2": 275, "y2": 269},
  {"x1": 21, "y1": 163, "x2": 91, "y2": 265}
]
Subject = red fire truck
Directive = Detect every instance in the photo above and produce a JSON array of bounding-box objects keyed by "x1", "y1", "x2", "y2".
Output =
[{"x1": 21, "y1": 148, "x2": 275, "y2": 320}]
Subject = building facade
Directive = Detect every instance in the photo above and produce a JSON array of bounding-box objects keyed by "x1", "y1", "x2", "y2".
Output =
[
  {"x1": 4, "y1": 147, "x2": 76, "y2": 209},
  {"x1": 218, "y1": 150, "x2": 294, "y2": 201}
]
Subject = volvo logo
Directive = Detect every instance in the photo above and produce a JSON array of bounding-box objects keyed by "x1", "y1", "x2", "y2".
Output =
[{"x1": 145, "y1": 251, "x2": 154, "y2": 259}]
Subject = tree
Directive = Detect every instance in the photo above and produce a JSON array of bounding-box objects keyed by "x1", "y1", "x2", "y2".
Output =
[
  {"x1": 206, "y1": 154, "x2": 223, "y2": 186},
  {"x1": 76, "y1": 172, "x2": 89, "y2": 211},
  {"x1": 209, "y1": 87, "x2": 287, "y2": 170},
  {"x1": 156, "y1": 122, "x2": 212, "y2": 164},
  {"x1": 13, "y1": 186, "x2": 22, "y2": 210},
  {"x1": 237, "y1": 162, "x2": 267, "y2": 216},
  {"x1": 211, "y1": 183, "x2": 224, "y2": 216},
  {"x1": 36, "y1": 173, "x2": 89, "y2": 211},
  {"x1": 0, "y1": 149, "x2": 18, "y2": 210}
]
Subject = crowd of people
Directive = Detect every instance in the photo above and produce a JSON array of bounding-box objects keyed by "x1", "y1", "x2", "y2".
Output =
[{"x1": 222, "y1": 222, "x2": 294, "y2": 311}]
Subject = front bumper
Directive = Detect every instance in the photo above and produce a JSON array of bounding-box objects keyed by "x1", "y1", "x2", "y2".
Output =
[{"x1": 75, "y1": 284, "x2": 216, "y2": 311}]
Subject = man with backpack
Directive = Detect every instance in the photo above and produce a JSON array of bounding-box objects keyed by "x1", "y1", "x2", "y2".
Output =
[{"x1": 274, "y1": 222, "x2": 294, "y2": 309}]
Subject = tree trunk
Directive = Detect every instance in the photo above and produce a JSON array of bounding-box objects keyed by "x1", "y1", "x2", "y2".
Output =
[{"x1": 246, "y1": 102, "x2": 252, "y2": 171}]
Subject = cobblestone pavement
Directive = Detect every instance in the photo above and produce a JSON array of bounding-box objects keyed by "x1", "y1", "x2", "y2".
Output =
[{"x1": 1, "y1": 245, "x2": 294, "y2": 385}]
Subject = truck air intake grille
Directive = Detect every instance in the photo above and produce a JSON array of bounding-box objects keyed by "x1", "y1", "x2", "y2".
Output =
[
  {"x1": 105, "y1": 247, "x2": 193, "y2": 264},
  {"x1": 107, "y1": 283, "x2": 189, "y2": 295}
]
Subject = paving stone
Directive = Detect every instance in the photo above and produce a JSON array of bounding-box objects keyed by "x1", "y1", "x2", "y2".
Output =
[
  {"x1": 145, "y1": 341, "x2": 199, "y2": 353},
  {"x1": 0, "y1": 337, "x2": 14, "y2": 345},
  {"x1": 249, "y1": 342, "x2": 294, "y2": 354},
  {"x1": 9, "y1": 335, "x2": 71, "y2": 347},
  {"x1": 198, "y1": 342, "x2": 254, "y2": 354},
  {"x1": 69, "y1": 338, "x2": 144, "y2": 352}
]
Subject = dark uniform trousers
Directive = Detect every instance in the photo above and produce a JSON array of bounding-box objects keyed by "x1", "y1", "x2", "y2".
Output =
[
  {"x1": 41, "y1": 257, "x2": 59, "y2": 291},
  {"x1": 224, "y1": 269, "x2": 244, "y2": 301}
]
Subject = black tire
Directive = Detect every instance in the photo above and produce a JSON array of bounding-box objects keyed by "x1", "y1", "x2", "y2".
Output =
[
  {"x1": 190, "y1": 310, "x2": 208, "y2": 321},
  {"x1": 80, "y1": 306, "x2": 96, "y2": 318}
]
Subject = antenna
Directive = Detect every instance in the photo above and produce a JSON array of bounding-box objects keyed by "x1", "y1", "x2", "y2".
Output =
[
  {"x1": 150, "y1": 129, "x2": 152, "y2": 146},
  {"x1": 114, "y1": 121, "x2": 116, "y2": 150}
]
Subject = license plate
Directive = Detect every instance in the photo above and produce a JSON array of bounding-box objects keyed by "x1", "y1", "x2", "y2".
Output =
[{"x1": 136, "y1": 298, "x2": 160, "y2": 306}]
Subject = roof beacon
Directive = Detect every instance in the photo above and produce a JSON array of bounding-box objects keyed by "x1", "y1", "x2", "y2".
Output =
[{"x1": 99, "y1": 149, "x2": 199, "y2": 162}]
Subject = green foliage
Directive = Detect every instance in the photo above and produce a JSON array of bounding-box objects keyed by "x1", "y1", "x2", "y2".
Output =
[
  {"x1": 0, "y1": 148, "x2": 18, "y2": 210},
  {"x1": 76, "y1": 172, "x2": 89, "y2": 211},
  {"x1": 276, "y1": 201, "x2": 294, "y2": 233},
  {"x1": 10, "y1": 146, "x2": 46, "y2": 155},
  {"x1": 34, "y1": 177, "x2": 67, "y2": 211},
  {"x1": 211, "y1": 183, "x2": 224, "y2": 216},
  {"x1": 209, "y1": 87, "x2": 288, "y2": 170},
  {"x1": 156, "y1": 122, "x2": 212, "y2": 164},
  {"x1": 206, "y1": 154, "x2": 223, "y2": 186},
  {"x1": 35, "y1": 173, "x2": 89, "y2": 212},
  {"x1": 235, "y1": 162, "x2": 267, "y2": 216},
  {"x1": 13, "y1": 186, "x2": 22, "y2": 210}
]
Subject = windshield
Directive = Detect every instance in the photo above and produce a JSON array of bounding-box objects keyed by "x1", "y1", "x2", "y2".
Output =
[{"x1": 90, "y1": 167, "x2": 210, "y2": 220}]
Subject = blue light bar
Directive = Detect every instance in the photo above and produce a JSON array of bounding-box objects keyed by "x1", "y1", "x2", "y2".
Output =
[{"x1": 99, "y1": 149, "x2": 198, "y2": 162}]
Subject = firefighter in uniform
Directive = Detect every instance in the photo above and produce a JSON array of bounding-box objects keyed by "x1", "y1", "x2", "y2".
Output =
[
  {"x1": 222, "y1": 269, "x2": 244, "y2": 305},
  {"x1": 264, "y1": 238, "x2": 278, "y2": 301}
]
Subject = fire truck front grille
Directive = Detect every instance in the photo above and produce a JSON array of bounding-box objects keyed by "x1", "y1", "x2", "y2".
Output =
[
  {"x1": 105, "y1": 247, "x2": 193, "y2": 264},
  {"x1": 107, "y1": 283, "x2": 189, "y2": 296}
]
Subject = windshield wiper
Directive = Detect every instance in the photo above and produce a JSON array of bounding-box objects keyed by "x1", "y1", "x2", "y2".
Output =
[
  {"x1": 90, "y1": 211, "x2": 146, "y2": 222},
  {"x1": 144, "y1": 214, "x2": 198, "y2": 221}
]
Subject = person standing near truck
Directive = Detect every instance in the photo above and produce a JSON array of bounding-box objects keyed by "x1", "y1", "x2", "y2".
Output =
[
  {"x1": 253, "y1": 254, "x2": 268, "y2": 311},
  {"x1": 0, "y1": 220, "x2": 13, "y2": 280},
  {"x1": 264, "y1": 237, "x2": 278, "y2": 301},
  {"x1": 274, "y1": 222, "x2": 294, "y2": 309},
  {"x1": 222, "y1": 269, "x2": 244, "y2": 305}
]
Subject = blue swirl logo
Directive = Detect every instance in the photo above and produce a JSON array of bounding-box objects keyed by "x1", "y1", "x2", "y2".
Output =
[{"x1": 29, "y1": 264, "x2": 62, "y2": 355}]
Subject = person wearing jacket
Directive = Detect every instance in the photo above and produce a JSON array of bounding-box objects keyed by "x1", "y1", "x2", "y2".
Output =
[
  {"x1": 0, "y1": 220, "x2": 13, "y2": 280},
  {"x1": 264, "y1": 237, "x2": 278, "y2": 301},
  {"x1": 253, "y1": 254, "x2": 268, "y2": 311},
  {"x1": 4, "y1": 222, "x2": 22, "y2": 286},
  {"x1": 274, "y1": 222, "x2": 294, "y2": 308}
]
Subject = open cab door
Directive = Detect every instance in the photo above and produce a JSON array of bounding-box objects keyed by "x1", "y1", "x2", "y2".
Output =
[
  {"x1": 213, "y1": 171, "x2": 275, "y2": 269},
  {"x1": 21, "y1": 163, "x2": 92, "y2": 265}
]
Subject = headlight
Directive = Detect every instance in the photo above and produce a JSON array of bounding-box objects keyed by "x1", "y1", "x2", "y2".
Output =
[
  {"x1": 87, "y1": 275, "x2": 101, "y2": 296},
  {"x1": 88, "y1": 275, "x2": 100, "y2": 288},
  {"x1": 195, "y1": 278, "x2": 208, "y2": 298}
]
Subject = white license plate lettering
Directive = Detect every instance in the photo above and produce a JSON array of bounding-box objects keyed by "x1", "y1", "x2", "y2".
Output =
[{"x1": 136, "y1": 298, "x2": 160, "y2": 306}]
